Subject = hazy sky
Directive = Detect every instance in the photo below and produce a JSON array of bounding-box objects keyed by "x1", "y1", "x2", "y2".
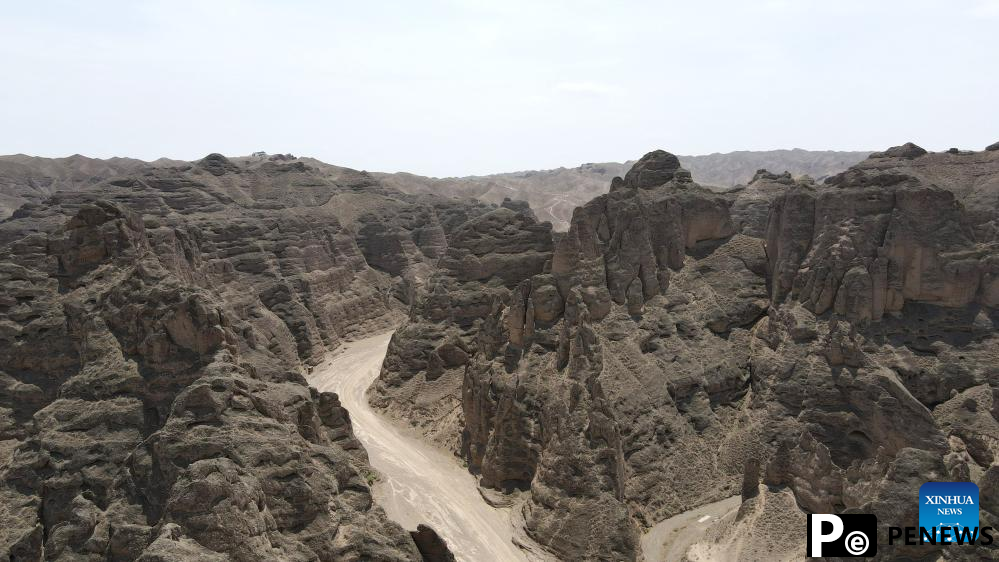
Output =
[{"x1": 2, "y1": 1, "x2": 997, "y2": 176}]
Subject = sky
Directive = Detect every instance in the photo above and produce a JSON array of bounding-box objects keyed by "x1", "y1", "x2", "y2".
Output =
[{"x1": 1, "y1": 0, "x2": 997, "y2": 177}]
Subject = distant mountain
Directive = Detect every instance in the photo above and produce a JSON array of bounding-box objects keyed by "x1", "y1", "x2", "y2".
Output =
[
  {"x1": 375, "y1": 149, "x2": 871, "y2": 230},
  {"x1": 679, "y1": 149, "x2": 872, "y2": 187},
  {"x1": 0, "y1": 154, "x2": 185, "y2": 218},
  {"x1": 0, "y1": 150, "x2": 870, "y2": 228},
  {"x1": 375, "y1": 162, "x2": 625, "y2": 231}
]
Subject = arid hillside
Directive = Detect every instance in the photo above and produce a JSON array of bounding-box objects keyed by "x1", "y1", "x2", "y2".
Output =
[{"x1": 0, "y1": 153, "x2": 499, "y2": 560}]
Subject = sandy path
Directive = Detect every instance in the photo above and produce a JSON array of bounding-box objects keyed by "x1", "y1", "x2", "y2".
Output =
[
  {"x1": 308, "y1": 332, "x2": 529, "y2": 562},
  {"x1": 641, "y1": 496, "x2": 741, "y2": 562},
  {"x1": 543, "y1": 196, "x2": 572, "y2": 231}
]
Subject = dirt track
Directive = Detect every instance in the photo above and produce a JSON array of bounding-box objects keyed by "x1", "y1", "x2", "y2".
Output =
[
  {"x1": 641, "y1": 495, "x2": 741, "y2": 561},
  {"x1": 308, "y1": 332, "x2": 529, "y2": 562}
]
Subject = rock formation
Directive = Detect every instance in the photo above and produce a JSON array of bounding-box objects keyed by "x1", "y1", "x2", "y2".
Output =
[
  {"x1": 376, "y1": 151, "x2": 769, "y2": 559},
  {"x1": 869, "y1": 141, "x2": 929, "y2": 159},
  {"x1": 374, "y1": 150, "x2": 870, "y2": 230},
  {"x1": 370, "y1": 206, "x2": 554, "y2": 447},
  {"x1": 4, "y1": 143, "x2": 998, "y2": 561},
  {"x1": 728, "y1": 169, "x2": 809, "y2": 237},
  {"x1": 0, "y1": 157, "x2": 477, "y2": 560},
  {"x1": 377, "y1": 145, "x2": 999, "y2": 561},
  {"x1": 409, "y1": 525, "x2": 456, "y2": 562}
]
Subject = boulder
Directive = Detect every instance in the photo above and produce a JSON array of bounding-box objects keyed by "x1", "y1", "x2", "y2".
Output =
[{"x1": 409, "y1": 525, "x2": 456, "y2": 562}]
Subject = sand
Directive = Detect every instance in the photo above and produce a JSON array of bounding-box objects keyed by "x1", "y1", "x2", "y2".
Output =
[{"x1": 308, "y1": 332, "x2": 529, "y2": 562}]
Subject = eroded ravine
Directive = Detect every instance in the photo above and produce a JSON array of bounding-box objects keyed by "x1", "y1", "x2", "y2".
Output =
[{"x1": 308, "y1": 332, "x2": 529, "y2": 562}]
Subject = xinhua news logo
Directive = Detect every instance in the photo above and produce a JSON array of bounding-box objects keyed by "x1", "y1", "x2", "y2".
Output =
[
  {"x1": 807, "y1": 514, "x2": 877, "y2": 557},
  {"x1": 918, "y1": 482, "x2": 978, "y2": 541},
  {"x1": 887, "y1": 481, "x2": 994, "y2": 546}
]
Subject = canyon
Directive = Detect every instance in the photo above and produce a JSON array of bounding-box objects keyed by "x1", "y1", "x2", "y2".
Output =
[
  {"x1": 1, "y1": 142, "x2": 998, "y2": 561},
  {"x1": 0, "y1": 154, "x2": 487, "y2": 560},
  {"x1": 308, "y1": 331, "x2": 533, "y2": 562},
  {"x1": 372, "y1": 143, "x2": 999, "y2": 560}
]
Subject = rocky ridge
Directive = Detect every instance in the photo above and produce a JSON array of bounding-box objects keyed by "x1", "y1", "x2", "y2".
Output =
[
  {"x1": 0, "y1": 155, "x2": 501, "y2": 560},
  {"x1": 0, "y1": 154, "x2": 186, "y2": 219},
  {"x1": 2, "y1": 150, "x2": 871, "y2": 233},
  {"x1": 375, "y1": 149, "x2": 872, "y2": 230},
  {"x1": 374, "y1": 144, "x2": 999, "y2": 560}
]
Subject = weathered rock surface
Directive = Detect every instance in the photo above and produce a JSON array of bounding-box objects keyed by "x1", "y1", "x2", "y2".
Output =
[
  {"x1": 616, "y1": 149, "x2": 683, "y2": 190},
  {"x1": 825, "y1": 144, "x2": 999, "y2": 228},
  {"x1": 734, "y1": 146, "x2": 999, "y2": 559},
  {"x1": 0, "y1": 157, "x2": 488, "y2": 560},
  {"x1": 409, "y1": 525, "x2": 456, "y2": 562},
  {"x1": 377, "y1": 153, "x2": 766, "y2": 559},
  {"x1": 0, "y1": 154, "x2": 186, "y2": 219},
  {"x1": 728, "y1": 169, "x2": 807, "y2": 237},
  {"x1": 371, "y1": 206, "x2": 554, "y2": 448},
  {"x1": 377, "y1": 147, "x2": 999, "y2": 561}
]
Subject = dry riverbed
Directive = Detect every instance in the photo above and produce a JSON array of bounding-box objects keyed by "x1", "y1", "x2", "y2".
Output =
[
  {"x1": 309, "y1": 332, "x2": 530, "y2": 562},
  {"x1": 310, "y1": 331, "x2": 741, "y2": 562}
]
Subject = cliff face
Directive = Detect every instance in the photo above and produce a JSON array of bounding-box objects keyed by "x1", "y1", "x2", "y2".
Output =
[
  {"x1": 459, "y1": 152, "x2": 773, "y2": 560},
  {"x1": 376, "y1": 150, "x2": 779, "y2": 559},
  {"x1": 736, "y1": 146, "x2": 999, "y2": 560},
  {"x1": 378, "y1": 145, "x2": 999, "y2": 560},
  {"x1": 370, "y1": 205, "x2": 554, "y2": 447},
  {"x1": 0, "y1": 156, "x2": 489, "y2": 560}
]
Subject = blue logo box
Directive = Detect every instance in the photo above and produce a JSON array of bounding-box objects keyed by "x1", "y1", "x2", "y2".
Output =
[{"x1": 919, "y1": 482, "x2": 979, "y2": 541}]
